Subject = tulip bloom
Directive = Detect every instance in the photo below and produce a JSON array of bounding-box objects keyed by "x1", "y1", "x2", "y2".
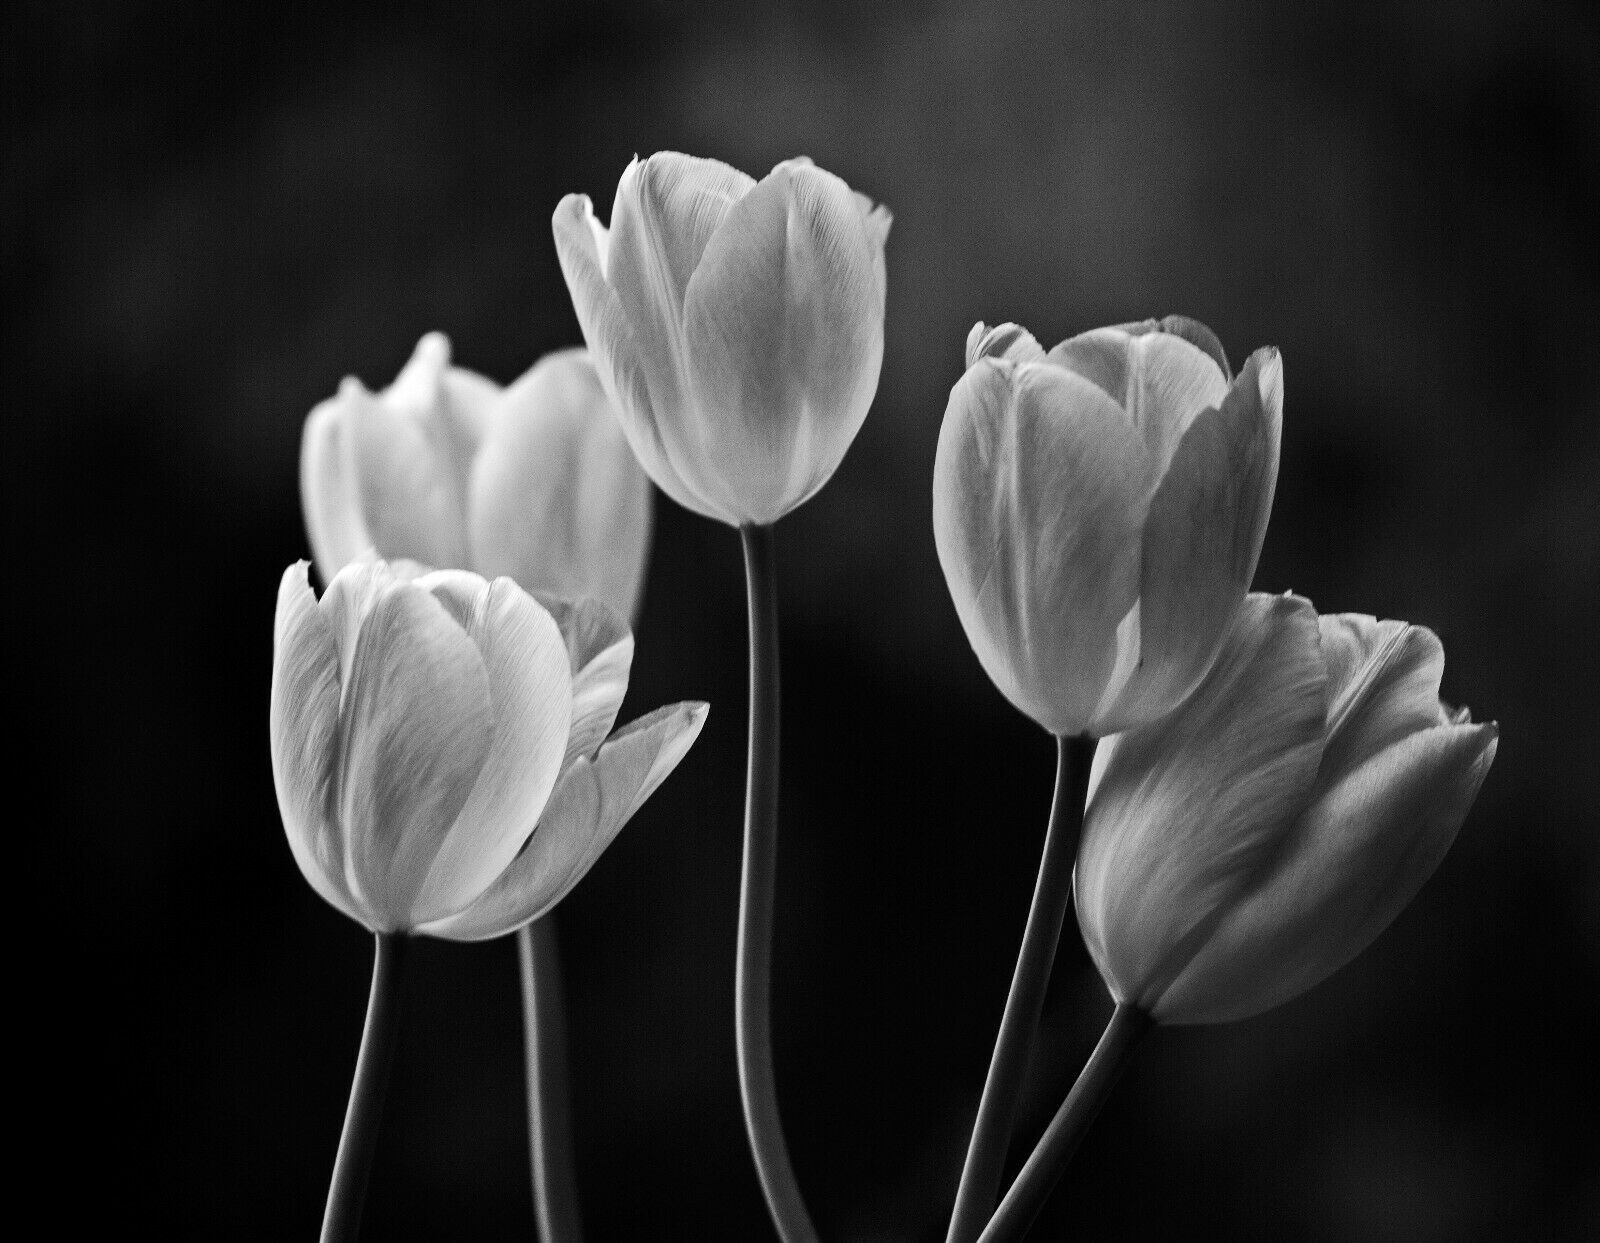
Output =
[
  {"x1": 933, "y1": 316, "x2": 1282, "y2": 737},
  {"x1": 301, "y1": 334, "x2": 651, "y2": 619},
  {"x1": 270, "y1": 557, "x2": 705, "y2": 938},
  {"x1": 553, "y1": 152, "x2": 892, "y2": 526},
  {"x1": 1076, "y1": 592, "x2": 1498, "y2": 1025}
]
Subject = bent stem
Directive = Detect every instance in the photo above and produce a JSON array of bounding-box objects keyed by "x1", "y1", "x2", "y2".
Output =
[
  {"x1": 978, "y1": 1003, "x2": 1152, "y2": 1242},
  {"x1": 737, "y1": 523, "x2": 819, "y2": 1243},
  {"x1": 321, "y1": 932, "x2": 408, "y2": 1243},
  {"x1": 517, "y1": 916, "x2": 584, "y2": 1243},
  {"x1": 946, "y1": 734, "x2": 1094, "y2": 1243}
]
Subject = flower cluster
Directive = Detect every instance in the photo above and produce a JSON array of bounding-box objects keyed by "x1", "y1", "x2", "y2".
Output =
[{"x1": 266, "y1": 147, "x2": 1498, "y2": 1242}]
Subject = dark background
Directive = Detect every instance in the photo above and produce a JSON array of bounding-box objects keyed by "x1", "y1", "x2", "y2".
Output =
[{"x1": 10, "y1": 0, "x2": 1598, "y2": 1238}]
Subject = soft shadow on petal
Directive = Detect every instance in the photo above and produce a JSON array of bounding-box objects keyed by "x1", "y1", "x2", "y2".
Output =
[
  {"x1": 408, "y1": 577, "x2": 573, "y2": 923},
  {"x1": 1077, "y1": 594, "x2": 1326, "y2": 1009},
  {"x1": 537, "y1": 595, "x2": 633, "y2": 770},
  {"x1": 554, "y1": 194, "x2": 717, "y2": 521},
  {"x1": 1317, "y1": 612, "x2": 1452, "y2": 784},
  {"x1": 420, "y1": 702, "x2": 708, "y2": 941},
  {"x1": 851, "y1": 188, "x2": 892, "y2": 310},
  {"x1": 336, "y1": 582, "x2": 496, "y2": 929},
  {"x1": 270, "y1": 563, "x2": 368, "y2": 925},
  {"x1": 467, "y1": 349, "x2": 652, "y2": 619},
  {"x1": 348, "y1": 379, "x2": 470, "y2": 571},
  {"x1": 681, "y1": 160, "x2": 884, "y2": 523},
  {"x1": 1158, "y1": 720, "x2": 1498, "y2": 1024},
  {"x1": 1105, "y1": 350, "x2": 1281, "y2": 733}
]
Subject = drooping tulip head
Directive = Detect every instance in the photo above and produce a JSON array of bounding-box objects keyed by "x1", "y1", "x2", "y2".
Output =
[
  {"x1": 270, "y1": 557, "x2": 706, "y2": 939},
  {"x1": 301, "y1": 335, "x2": 651, "y2": 619},
  {"x1": 1075, "y1": 592, "x2": 1498, "y2": 1025},
  {"x1": 553, "y1": 152, "x2": 892, "y2": 526},
  {"x1": 933, "y1": 316, "x2": 1282, "y2": 737}
]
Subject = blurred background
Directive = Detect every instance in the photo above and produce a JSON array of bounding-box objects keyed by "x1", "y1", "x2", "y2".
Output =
[{"x1": 10, "y1": 0, "x2": 1598, "y2": 1238}]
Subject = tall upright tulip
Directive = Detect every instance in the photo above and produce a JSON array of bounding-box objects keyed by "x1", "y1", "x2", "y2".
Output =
[
  {"x1": 934, "y1": 316, "x2": 1282, "y2": 739},
  {"x1": 553, "y1": 152, "x2": 891, "y2": 526},
  {"x1": 272, "y1": 556, "x2": 706, "y2": 1243},
  {"x1": 939, "y1": 316, "x2": 1282, "y2": 1243},
  {"x1": 978, "y1": 593, "x2": 1497, "y2": 1243},
  {"x1": 301, "y1": 333, "x2": 651, "y2": 619},
  {"x1": 555, "y1": 152, "x2": 892, "y2": 1243}
]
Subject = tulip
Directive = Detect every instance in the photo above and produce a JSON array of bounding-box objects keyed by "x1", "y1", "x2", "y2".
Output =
[
  {"x1": 1076, "y1": 591, "x2": 1498, "y2": 1025},
  {"x1": 933, "y1": 316, "x2": 1282, "y2": 738},
  {"x1": 301, "y1": 333, "x2": 651, "y2": 619},
  {"x1": 553, "y1": 152, "x2": 892, "y2": 526},
  {"x1": 270, "y1": 557, "x2": 706, "y2": 939}
]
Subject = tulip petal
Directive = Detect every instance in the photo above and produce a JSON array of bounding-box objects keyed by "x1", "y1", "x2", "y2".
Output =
[
  {"x1": 1159, "y1": 720, "x2": 1498, "y2": 1023},
  {"x1": 1049, "y1": 327, "x2": 1229, "y2": 469},
  {"x1": 300, "y1": 391, "x2": 375, "y2": 587},
  {"x1": 966, "y1": 321, "x2": 1046, "y2": 368},
  {"x1": 404, "y1": 574, "x2": 574, "y2": 922},
  {"x1": 553, "y1": 193, "x2": 717, "y2": 521},
  {"x1": 466, "y1": 348, "x2": 652, "y2": 620},
  {"x1": 1102, "y1": 348, "x2": 1282, "y2": 733},
  {"x1": 270, "y1": 563, "x2": 369, "y2": 925},
  {"x1": 419, "y1": 701, "x2": 708, "y2": 941},
  {"x1": 1316, "y1": 612, "x2": 1453, "y2": 784},
  {"x1": 346, "y1": 370, "x2": 471, "y2": 571},
  {"x1": 852, "y1": 189, "x2": 893, "y2": 308},
  {"x1": 1077, "y1": 593, "x2": 1327, "y2": 1010},
  {"x1": 1115, "y1": 316, "x2": 1233, "y2": 382},
  {"x1": 933, "y1": 359, "x2": 1152, "y2": 736},
  {"x1": 536, "y1": 594, "x2": 634, "y2": 769},
  {"x1": 680, "y1": 159, "x2": 885, "y2": 523},
  {"x1": 335, "y1": 580, "x2": 495, "y2": 929}
]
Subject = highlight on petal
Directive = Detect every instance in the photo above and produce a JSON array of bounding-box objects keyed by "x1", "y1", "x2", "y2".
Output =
[
  {"x1": 1078, "y1": 593, "x2": 1327, "y2": 1011},
  {"x1": 965, "y1": 321, "x2": 1046, "y2": 368},
  {"x1": 1105, "y1": 349, "x2": 1282, "y2": 733},
  {"x1": 933, "y1": 359, "x2": 1152, "y2": 735},
  {"x1": 553, "y1": 193, "x2": 715, "y2": 521},
  {"x1": 680, "y1": 158, "x2": 885, "y2": 523},
  {"x1": 467, "y1": 348, "x2": 652, "y2": 620},
  {"x1": 405, "y1": 574, "x2": 574, "y2": 923},
  {"x1": 1117, "y1": 315, "x2": 1233, "y2": 382},
  {"x1": 300, "y1": 389, "x2": 375, "y2": 587},
  {"x1": 269, "y1": 562, "x2": 367, "y2": 925},
  {"x1": 420, "y1": 701, "x2": 708, "y2": 941},
  {"x1": 335, "y1": 581, "x2": 496, "y2": 930},
  {"x1": 1157, "y1": 720, "x2": 1498, "y2": 1024}
]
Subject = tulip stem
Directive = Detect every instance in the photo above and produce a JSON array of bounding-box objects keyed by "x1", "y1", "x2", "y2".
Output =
[
  {"x1": 517, "y1": 916, "x2": 584, "y2": 1243},
  {"x1": 736, "y1": 523, "x2": 819, "y2": 1243},
  {"x1": 977, "y1": 1002, "x2": 1152, "y2": 1242},
  {"x1": 945, "y1": 734, "x2": 1095, "y2": 1243},
  {"x1": 321, "y1": 932, "x2": 408, "y2": 1243}
]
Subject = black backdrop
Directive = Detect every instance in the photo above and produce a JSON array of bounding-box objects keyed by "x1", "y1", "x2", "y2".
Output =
[{"x1": 10, "y1": 1, "x2": 1598, "y2": 1238}]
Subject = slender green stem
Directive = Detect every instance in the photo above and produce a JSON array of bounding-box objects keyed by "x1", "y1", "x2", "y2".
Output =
[
  {"x1": 946, "y1": 734, "x2": 1095, "y2": 1243},
  {"x1": 517, "y1": 916, "x2": 584, "y2": 1243},
  {"x1": 736, "y1": 523, "x2": 819, "y2": 1243},
  {"x1": 977, "y1": 1002, "x2": 1152, "y2": 1242},
  {"x1": 321, "y1": 932, "x2": 408, "y2": 1243}
]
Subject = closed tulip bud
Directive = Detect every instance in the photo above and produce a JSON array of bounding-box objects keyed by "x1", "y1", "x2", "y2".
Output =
[
  {"x1": 301, "y1": 334, "x2": 651, "y2": 619},
  {"x1": 553, "y1": 152, "x2": 892, "y2": 526},
  {"x1": 270, "y1": 557, "x2": 706, "y2": 938},
  {"x1": 1075, "y1": 592, "x2": 1498, "y2": 1025},
  {"x1": 933, "y1": 316, "x2": 1282, "y2": 737}
]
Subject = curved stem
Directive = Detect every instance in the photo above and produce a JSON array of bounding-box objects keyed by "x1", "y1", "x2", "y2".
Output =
[
  {"x1": 736, "y1": 523, "x2": 819, "y2": 1243},
  {"x1": 321, "y1": 932, "x2": 408, "y2": 1243},
  {"x1": 978, "y1": 1003, "x2": 1152, "y2": 1242},
  {"x1": 946, "y1": 734, "x2": 1094, "y2": 1243},
  {"x1": 517, "y1": 916, "x2": 584, "y2": 1243}
]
